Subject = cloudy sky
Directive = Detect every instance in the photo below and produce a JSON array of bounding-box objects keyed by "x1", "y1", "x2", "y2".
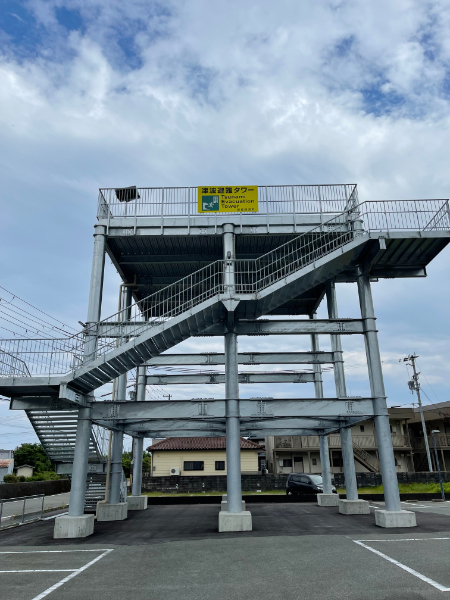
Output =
[{"x1": 1, "y1": 0, "x2": 450, "y2": 450}]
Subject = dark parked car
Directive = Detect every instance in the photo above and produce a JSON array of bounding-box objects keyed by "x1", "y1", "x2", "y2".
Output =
[{"x1": 286, "y1": 473, "x2": 337, "y2": 495}]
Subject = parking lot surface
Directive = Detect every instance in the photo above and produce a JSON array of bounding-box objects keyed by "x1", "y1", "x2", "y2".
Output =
[{"x1": 0, "y1": 503, "x2": 449, "y2": 600}]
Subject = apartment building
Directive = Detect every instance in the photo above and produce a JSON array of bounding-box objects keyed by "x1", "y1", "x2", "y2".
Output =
[
  {"x1": 408, "y1": 401, "x2": 450, "y2": 472},
  {"x1": 265, "y1": 408, "x2": 414, "y2": 475}
]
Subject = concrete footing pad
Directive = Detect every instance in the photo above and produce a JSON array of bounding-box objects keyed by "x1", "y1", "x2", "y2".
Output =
[
  {"x1": 218, "y1": 511, "x2": 252, "y2": 532},
  {"x1": 97, "y1": 502, "x2": 128, "y2": 521},
  {"x1": 338, "y1": 499, "x2": 370, "y2": 515},
  {"x1": 54, "y1": 514, "x2": 94, "y2": 539},
  {"x1": 375, "y1": 509, "x2": 417, "y2": 528},
  {"x1": 127, "y1": 496, "x2": 148, "y2": 511},
  {"x1": 317, "y1": 493, "x2": 340, "y2": 507},
  {"x1": 220, "y1": 500, "x2": 246, "y2": 511}
]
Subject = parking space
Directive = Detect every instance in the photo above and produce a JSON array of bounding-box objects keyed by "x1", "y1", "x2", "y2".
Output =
[
  {"x1": 354, "y1": 537, "x2": 450, "y2": 592},
  {"x1": 0, "y1": 548, "x2": 113, "y2": 600},
  {"x1": 0, "y1": 504, "x2": 449, "y2": 600}
]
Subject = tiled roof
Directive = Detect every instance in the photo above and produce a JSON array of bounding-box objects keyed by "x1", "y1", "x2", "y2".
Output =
[
  {"x1": 147, "y1": 437, "x2": 264, "y2": 451},
  {"x1": 0, "y1": 459, "x2": 13, "y2": 468}
]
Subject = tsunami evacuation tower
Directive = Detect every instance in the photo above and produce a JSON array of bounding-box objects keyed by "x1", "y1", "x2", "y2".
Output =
[{"x1": 0, "y1": 184, "x2": 449, "y2": 536}]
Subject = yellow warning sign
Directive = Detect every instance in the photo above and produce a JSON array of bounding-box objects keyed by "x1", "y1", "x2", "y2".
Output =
[{"x1": 197, "y1": 186, "x2": 258, "y2": 213}]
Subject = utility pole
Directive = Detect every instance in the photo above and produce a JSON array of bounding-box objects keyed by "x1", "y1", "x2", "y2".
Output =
[{"x1": 403, "y1": 354, "x2": 433, "y2": 472}]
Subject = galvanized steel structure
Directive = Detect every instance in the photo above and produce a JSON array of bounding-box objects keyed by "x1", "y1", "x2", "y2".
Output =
[{"x1": 1, "y1": 184, "x2": 449, "y2": 534}]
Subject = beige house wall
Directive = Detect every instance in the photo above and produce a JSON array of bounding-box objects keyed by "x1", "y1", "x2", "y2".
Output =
[
  {"x1": 151, "y1": 450, "x2": 259, "y2": 476},
  {"x1": 15, "y1": 466, "x2": 34, "y2": 478}
]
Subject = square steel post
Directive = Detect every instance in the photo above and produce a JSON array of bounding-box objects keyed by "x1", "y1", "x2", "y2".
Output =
[{"x1": 325, "y1": 280, "x2": 359, "y2": 502}]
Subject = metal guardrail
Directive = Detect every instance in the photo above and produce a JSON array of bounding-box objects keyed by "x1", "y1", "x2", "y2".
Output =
[
  {"x1": 1, "y1": 200, "x2": 448, "y2": 377},
  {"x1": 0, "y1": 494, "x2": 45, "y2": 529},
  {"x1": 412, "y1": 434, "x2": 450, "y2": 449},
  {"x1": 98, "y1": 184, "x2": 358, "y2": 219}
]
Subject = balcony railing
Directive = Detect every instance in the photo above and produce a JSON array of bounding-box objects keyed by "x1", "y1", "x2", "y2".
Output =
[
  {"x1": 412, "y1": 434, "x2": 450, "y2": 450},
  {"x1": 274, "y1": 433, "x2": 411, "y2": 450}
]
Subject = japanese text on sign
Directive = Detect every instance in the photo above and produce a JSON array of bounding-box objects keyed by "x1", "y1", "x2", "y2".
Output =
[{"x1": 198, "y1": 186, "x2": 258, "y2": 213}]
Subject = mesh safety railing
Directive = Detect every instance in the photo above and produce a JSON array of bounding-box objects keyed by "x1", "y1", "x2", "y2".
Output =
[
  {"x1": 1, "y1": 199, "x2": 448, "y2": 377},
  {"x1": 98, "y1": 184, "x2": 358, "y2": 219}
]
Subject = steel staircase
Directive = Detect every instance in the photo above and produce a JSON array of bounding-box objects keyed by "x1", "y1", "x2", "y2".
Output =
[
  {"x1": 57, "y1": 204, "x2": 369, "y2": 393},
  {"x1": 352, "y1": 440, "x2": 380, "y2": 473},
  {"x1": 26, "y1": 410, "x2": 105, "y2": 465}
]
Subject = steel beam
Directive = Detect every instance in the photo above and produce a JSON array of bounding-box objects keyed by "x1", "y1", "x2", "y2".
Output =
[
  {"x1": 95, "y1": 319, "x2": 364, "y2": 338},
  {"x1": 145, "y1": 372, "x2": 316, "y2": 385},
  {"x1": 144, "y1": 351, "x2": 335, "y2": 366},
  {"x1": 90, "y1": 398, "x2": 374, "y2": 421}
]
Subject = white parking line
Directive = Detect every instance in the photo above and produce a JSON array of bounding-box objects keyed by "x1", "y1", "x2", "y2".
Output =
[
  {"x1": 0, "y1": 549, "x2": 112, "y2": 554},
  {"x1": 354, "y1": 539, "x2": 450, "y2": 592},
  {"x1": 0, "y1": 569, "x2": 77, "y2": 573},
  {"x1": 30, "y1": 549, "x2": 114, "y2": 600}
]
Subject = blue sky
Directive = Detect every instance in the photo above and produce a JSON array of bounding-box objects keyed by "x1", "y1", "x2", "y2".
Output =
[{"x1": 1, "y1": 0, "x2": 450, "y2": 450}]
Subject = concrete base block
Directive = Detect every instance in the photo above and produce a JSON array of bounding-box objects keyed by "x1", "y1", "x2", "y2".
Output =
[
  {"x1": 127, "y1": 496, "x2": 148, "y2": 511},
  {"x1": 96, "y1": 502, "x2": 128, "y2": 522},
  {"x1": 338, "y1": 499, "x2": 370, "y2": 515},
  {"x1": 54, "y1": 514, "x2": 94, "y2": 539},
  {"x1": 317, "y1": 493, "x2": 340, "y2": 507},
  {"x1": 220, "y1": 500, "x2": 246, "y2": 512},
  {"x1": 375, "y1": 509, "x2": 417, "y2": 528},
  {"x1": 219, "y1": 511, "x2": 252, "y2": 532}
]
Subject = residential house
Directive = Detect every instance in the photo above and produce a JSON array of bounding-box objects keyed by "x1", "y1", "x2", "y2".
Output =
[
  {"x1": 0, "y1": 449, "x2": 14, "y2": 483},
  {"x1": 147, "y1": 437, "x2": 263, "y2": 476},
  {"x1": 265, "y1": 407, "x2": 414, "y2": 475}
]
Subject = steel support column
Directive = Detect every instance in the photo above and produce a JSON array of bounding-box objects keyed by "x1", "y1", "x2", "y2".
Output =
[
  {"x1": 116, "y1": 286, "x2": 132, "y2": 400},
  {"x1": 223, "y1": 223, "x2": 242, "y2": 514},
  {"x1": 326, "y1": 279, "x2": 358, "y2": 501},
  {"x1": 356, "y1": 267, "x2": 401, "y2": 512},
  {"x1": 109, "y1": 429, "x2": 124, "y2": 504},
  {"x1": 84, "y1": 225, "x2": 107, "y2": 360},
  {"x1": 136, "y1": 365, "x2": 146, "y2": 401},
  {"x1": 319, "y1": 434, "x2": 333, "y2": 494},
  {"x1": 131, "y1": 437, "x2": 144, "y2": 497},
  {"x1": 68, "y1": 407, "x2": 92, "y2": 517},
  {"x1": 310, "y1": 312, "x2": 333, "y2": 495}
]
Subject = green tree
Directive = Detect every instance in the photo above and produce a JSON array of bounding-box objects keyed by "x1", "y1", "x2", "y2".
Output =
[
  {"x1": 14, "y1": 443, "x2": 54, "y2": 474},
  {"x1": 122, "y1": 450, "x2": 151, "y2": 477}
]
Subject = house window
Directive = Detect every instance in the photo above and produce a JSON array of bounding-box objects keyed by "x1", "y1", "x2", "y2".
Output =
[
  {"x1": 312, "y1": 458, "x2": 317, "y2": 466},
  {"x1": 183, "y1": 461, "x2": 204, "y2": 471},
  {"x1": 360, "y1": 425, "x2": 365, "y2": 432},
  {"x1": 215, "y1": 461, "x2": 225, "y2": 471},
  {"x1": 283, "y1": 459, "x2": 292, "y2": 468},
  {"x1": 395, "y1": 458, "x2": 399, "y2": 467}
]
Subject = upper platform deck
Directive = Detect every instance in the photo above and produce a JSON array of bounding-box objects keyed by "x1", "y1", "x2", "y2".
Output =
[{"x1": 97, "y1": 184, "x2": 450, "y2": 316}]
